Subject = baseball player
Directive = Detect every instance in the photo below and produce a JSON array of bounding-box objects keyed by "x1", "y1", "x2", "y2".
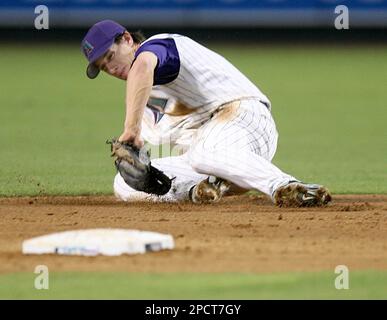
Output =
[{"x1": 81, "y1": 20, "x2": 332, "y2": 207}]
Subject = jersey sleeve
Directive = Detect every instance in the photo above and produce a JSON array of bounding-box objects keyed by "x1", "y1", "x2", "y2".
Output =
[{"x1": 134, "y1": 38, "x2": 180, "y2": 85}]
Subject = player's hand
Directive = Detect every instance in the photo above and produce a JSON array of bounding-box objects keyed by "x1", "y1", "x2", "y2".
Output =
[{"x1": 118, "y1": 128, "x2": 144, "y2": 148}]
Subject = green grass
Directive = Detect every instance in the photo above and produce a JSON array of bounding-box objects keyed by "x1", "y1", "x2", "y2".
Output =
[
  {"x1": 0, "y1": 44, "x2": 386, "y2": 196},
  {"x1": 0, "y1": 271, "x2": 386, "y2": 299}
]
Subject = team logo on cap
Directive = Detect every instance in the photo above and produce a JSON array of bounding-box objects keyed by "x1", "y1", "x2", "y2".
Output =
[{"x1": 83, "y1": 40, "x2": 94, "y2": 57}]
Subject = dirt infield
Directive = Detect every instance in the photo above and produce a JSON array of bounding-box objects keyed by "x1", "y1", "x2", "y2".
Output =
[{"x1": 0, "y1": 195, "x2": 386, "y2": 274}]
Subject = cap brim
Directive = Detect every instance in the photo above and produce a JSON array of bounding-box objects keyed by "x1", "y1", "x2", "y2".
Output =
[{"x1": 86, "y1": 63, "x2": 100, "y2": 79}]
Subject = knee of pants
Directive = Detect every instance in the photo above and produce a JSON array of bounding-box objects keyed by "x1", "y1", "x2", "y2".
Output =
[
  {"x1": 113, "y1": 173, "x2": 149, "y2": 202},
  {"x1": 188, "y1": 143, "x2": 205, "y2": 173}
]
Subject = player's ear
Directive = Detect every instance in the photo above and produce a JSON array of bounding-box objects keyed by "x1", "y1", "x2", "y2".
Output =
[{"x1": 123, "y1": 31, "x2": 134, "y2": 47}]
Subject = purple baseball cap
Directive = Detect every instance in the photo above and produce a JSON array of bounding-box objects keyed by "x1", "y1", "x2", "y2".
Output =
[{"x1": 81, "y1": 20, "x2": 125, "y2": 79}]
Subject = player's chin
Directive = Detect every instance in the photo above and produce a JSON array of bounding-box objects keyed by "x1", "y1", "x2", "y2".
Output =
[
  {"x1": 110, "y1": 73, "x2": 127, "y2": 81},
  {"x1": 116, "y1": 71, "x2": 129, "y2": 81}
]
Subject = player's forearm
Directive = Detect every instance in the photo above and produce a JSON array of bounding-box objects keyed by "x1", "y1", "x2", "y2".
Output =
[{"x1": 123, "y1": 59, "x2": 154, "y2": 133}]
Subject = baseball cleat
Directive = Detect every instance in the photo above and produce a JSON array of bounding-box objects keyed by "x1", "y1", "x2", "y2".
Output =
[
  {"x1": 189, "y1": 176, "x2": 230, "y2": 204},
  {"x1": 273, "y1": 181, "x2": 332, "y2": 207}
]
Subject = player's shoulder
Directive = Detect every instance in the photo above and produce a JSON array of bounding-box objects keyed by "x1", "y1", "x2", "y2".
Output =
[{"x1": 142, "y1": 33, "x2": 189, "y2": 44}]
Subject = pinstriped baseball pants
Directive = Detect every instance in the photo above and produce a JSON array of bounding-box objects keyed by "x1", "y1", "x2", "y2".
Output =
[{"x1": 114, "y1": 98, "x2": 296, "y2": 202}]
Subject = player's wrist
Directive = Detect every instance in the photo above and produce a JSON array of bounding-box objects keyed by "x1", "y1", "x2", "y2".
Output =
[{"x1": 123, "y1": 125, "x2": 139, "y2": 135}]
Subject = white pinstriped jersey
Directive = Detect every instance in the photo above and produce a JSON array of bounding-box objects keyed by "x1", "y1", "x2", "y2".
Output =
[{"x1": 140, "y1": 34, "x2": 271, "y2": 147}]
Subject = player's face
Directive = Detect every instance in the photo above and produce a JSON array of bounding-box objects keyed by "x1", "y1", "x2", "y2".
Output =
[{"x1": 95, "y1": 33, "x2": 135, "y2": 80}]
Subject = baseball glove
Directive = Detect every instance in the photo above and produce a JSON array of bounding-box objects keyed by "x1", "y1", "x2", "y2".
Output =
[{"x1": 106, "y1": 138, "x2": 172, "y2": 196}]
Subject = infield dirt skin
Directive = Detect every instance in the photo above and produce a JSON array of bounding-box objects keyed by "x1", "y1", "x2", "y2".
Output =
[{"x1": 0, "y1": 195, "x2": 386, "y2": 273}]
